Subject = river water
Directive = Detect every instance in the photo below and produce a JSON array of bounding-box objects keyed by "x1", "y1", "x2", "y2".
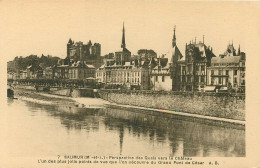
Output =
[{"x1": 1, "y1": 93, "x2": 245, "y2": 159}]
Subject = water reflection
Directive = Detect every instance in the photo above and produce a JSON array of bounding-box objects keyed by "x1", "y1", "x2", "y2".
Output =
[{"x1": 7, "y1": 99, "x2": 245, "y2": 157}]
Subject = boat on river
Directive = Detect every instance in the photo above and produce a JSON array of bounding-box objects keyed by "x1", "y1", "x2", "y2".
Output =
[{"x1": 7, "y1": 88, "x2": 14, "y2": 98}]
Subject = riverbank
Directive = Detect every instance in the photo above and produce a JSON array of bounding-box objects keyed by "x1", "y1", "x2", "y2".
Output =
[
  {"x1": 13, "y1": 88, "x2": 108, "y2": 108},
  {"x1": 13, "y1": 88, "x2": 245, "y2": 126}
]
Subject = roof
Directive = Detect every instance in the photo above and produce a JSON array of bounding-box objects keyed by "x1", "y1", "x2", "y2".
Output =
[
  {"x1": 204, "y1": 86, "x2": 216, "y2": 91},
  {"x1": 164, "y1": 45, "x2": 183, "y2": 63},
  {"x1": 211, "y1": 55, "x2": 240, "y2": 64},
  {"x1": 98, "y1": 64, "x2": 105, "y2": 69},
  {"x1": 125, "y1": 62, "x2": 131, "y2": 66},
  {"x1": 162, "y1": 63, "x2": 170, "y2": 69},
  {"x1": 115, "y1": 47, "x2": 131, "y2": 53},
  {"x1": 26, "y1": 65, "x2": 32, "y2": 69},
  {"x1": 85, "y1": 64, "x2": 95, "y2": 68}
]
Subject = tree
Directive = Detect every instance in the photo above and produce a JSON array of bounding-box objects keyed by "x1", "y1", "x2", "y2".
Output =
[{"x1": 137, "y1": 49, "x2": 157, "y2": 60}]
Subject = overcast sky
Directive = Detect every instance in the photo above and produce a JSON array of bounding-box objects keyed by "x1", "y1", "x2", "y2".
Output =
[{"x1": 0, "y1": 0, "x2": 259, "y2": 62}]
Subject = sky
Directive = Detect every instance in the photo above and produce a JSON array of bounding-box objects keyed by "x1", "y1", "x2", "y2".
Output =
[{"x1": 0, "y1": 0, "x2": 259, "y2": 62}]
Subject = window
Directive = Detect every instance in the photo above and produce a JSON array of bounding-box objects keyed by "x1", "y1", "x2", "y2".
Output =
[
  {"x1": 211, "y1": 77, "x2": 214, "y2": 85},
  {"x1": 226, "y1": 70, "x2": 229, "y2": 75},
  {"x1": 242, "y1": 80, "x2": 245, "y2": 85},
  {"x1": 234, "y1": 70, "x2": 237, "y2": 75},
  {"x1": 156, "y1": 75, "x2": 158, "y2": 82},
  {"x1": 195, "y1": 76, "x2": 199, "y2": 82},
  {"x1": 225, "y1": 77, "x2": 229, "y2": 85},
  {"x1": 211, "y1": 70, "x2": 214, "y2": 75},
  {"x1": 196, "y1": 65, "x2": 200, "y2": 71},
  {"x1": 182, "y1": 76, "x2": 186, "y2": 82},
  {"x1": 162, "y1": 76, "x2": 165, "y2": 82},
  {"x1": 218, "y1": 70, "x2": 222, "y2": 75},
  {"x1": 219, "y1": 77, "x2": 222, "y2": 84},
  {"x1": 201, "y1": 76, "x2": 205, "y2": 83},
  {"x1": 234, "y1": 77, "x2": 237, "y2": 84},
  {"x1": 201, "y1": 65, "x2": 205, "y2": 72},
  {"x1": 188, "y1": 65, "x2": 192, "y2": 73},
  {"x1": 188, "y1": 76, "x2": 191, "y2": 82}
]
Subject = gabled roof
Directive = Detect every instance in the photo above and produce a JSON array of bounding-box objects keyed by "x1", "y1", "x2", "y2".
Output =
[
  {"x1": 115, "y1": 47, "x2": 131, "y2": 53},
  {"x1": 163, "y1": 45, "x2": 183, "y2": 63},
  {"x1": 98, "y1": 64, "x2": 105, "y2": 69}
]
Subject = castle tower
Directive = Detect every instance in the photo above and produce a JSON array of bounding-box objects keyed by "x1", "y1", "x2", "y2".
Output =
[{"x1": 67, "y1": 38, "x2": 73, "y2": 58}]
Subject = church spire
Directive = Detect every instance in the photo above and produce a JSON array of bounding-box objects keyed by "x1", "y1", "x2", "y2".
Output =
[
  {"x1": 121, "y1": 22, "x2": 126, "y2": 48},
  {"x1": 172, "y1": 25, "x2": 176, "y2": 47}
]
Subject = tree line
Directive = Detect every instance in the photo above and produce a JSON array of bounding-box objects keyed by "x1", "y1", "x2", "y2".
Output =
[{"x1": 7, "y1": 54, "x2": 60, "y2": 72}]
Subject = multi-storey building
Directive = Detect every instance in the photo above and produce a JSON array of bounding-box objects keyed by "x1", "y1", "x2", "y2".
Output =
[
  {"x1": 54, "y1": 61, "x2": 95, "y2": 80},
  {"x1": 177, "y1": 40, "x2": 216, "y2": 91},
  {"x1": 21, "y1": 65, "x2": 43, "y2": 79},
  {"x1": 7, "y1": 72, "x2": 17, "y2": 80},
  {"x1": 96, "y1": 23, "x2": 150, "y2": 90},
  {"x1": 150, "y1": 26, "x2": 183, "y2": 91},
  {"x1": 43, "y1": 66, "x2": 54, "y2": 79},
  {"x1": 207, "y1": 44, "x2": 246, "y2": 92},
  {"x1": 96, "y1": 61, "x2": 150, "y2": 90},
  {"x1": 151, "y1": 58, "x2": 172, "y2": 91}
]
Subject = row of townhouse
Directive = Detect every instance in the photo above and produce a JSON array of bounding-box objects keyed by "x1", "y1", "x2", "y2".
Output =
[
  {"x1": 8, "y1": 65, "x2": 44, "y2": 80},
  {"x1": 95, "y1": 24, "x2": 246, "y2": 92},
  {"x1": 96, "y1": 60, "x2": 150, "y2": 90},
  {"x1": 8, "y1": 60, "x2": 95, "y2": 81},
  {"x1": 152, "y1": 41, "x2": 245, "y2": 92}
]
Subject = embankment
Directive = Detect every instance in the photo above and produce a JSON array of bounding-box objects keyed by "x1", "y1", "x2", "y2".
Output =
[{"x1": 98, "y1": 89, "x2": 245, "y2": 121}]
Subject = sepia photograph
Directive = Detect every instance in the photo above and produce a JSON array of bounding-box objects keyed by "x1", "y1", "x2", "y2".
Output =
[{"x1": 1, "y1": 0, "x2": 260, "y2": 168}]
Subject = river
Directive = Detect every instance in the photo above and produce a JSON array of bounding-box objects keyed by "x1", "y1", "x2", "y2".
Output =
[{"x1": 1, "y1": 91, "x2": 245, "y2": 159}]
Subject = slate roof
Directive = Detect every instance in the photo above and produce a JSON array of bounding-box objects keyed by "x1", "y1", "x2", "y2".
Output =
[
  {"x1": 211, "y1": 55, "x2": 240, "y2": 64},
  {"x1": 164, "y1": 45, "x2": 183, "y2": 63}
]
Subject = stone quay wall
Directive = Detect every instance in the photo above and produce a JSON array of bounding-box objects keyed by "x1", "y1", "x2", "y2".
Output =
[
  {"x1": 98, "y1": 89, "x2": 245, "y2": 121},
  {"x1": 51, "y1": 88, "x2": 94, "y2": 97}
]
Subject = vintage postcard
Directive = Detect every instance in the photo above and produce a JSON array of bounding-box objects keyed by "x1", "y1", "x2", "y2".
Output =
[{"x1": 1, "y1": 0, "x2": 260, "y2": 168}]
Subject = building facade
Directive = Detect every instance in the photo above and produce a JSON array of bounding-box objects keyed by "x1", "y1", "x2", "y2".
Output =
[
  {"x1": 150, "y1": 58, "x2": 172, "y2": 91},
  {"x1": 54, "y1": 61, "x2": 95, "y2": 80},
  {"x1": 150, "y1": 26, "x2": 183, "y2": 91},
  {"x1": 96, "y1": 61, "x2": 150, "y2": 90},
  {"x1": 177, "y1": 41, "x2": 216, "y2": 91},
  {"x1": 207, "y1": 44, "x2": 246, "y2": 92},
  {"x1": 96, "y1": 23, "x2": 150, "y2": 90}
]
